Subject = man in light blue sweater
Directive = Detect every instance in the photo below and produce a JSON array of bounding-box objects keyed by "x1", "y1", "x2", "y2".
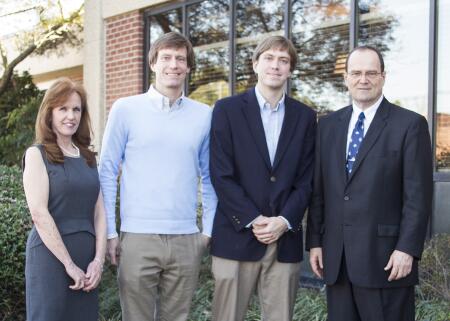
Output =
[{"x1": 99, "y1": 32, "x2": 217, "y2": 321}]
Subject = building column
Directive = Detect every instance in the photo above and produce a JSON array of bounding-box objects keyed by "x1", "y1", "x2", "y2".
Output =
[{"x1": 84, "y1": 0, "x2": 105, "y2": 152}]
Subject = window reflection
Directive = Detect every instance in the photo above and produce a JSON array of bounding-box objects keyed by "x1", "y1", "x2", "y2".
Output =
[
  {"x1": 291, "y1": 0, "x2": 350, "y2": 114},
  {"x1": 149, "y1": 10, "x2": 182, "y2": 41},
  {"x1": 359, "y1": 0, "x2": 429, "y2": 117},
  {"x1": 436, "y1": 0, "x2": 450, "y2": 171},
  {"x1": 188, "y1": 0, "x2": 230, "y2": 106},
  {"x1": 235, "y1": 0, "x2": 285, "y2": 93},
  {"x1": 147, "y1": 9, "x2": 182, "y2": 86}
]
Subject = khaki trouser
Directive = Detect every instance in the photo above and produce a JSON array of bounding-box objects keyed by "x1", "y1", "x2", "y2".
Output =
[
  {"x1": 211, "y1": 243, "x2": 301, "y2": 321},
  {"x1": 118, "y1": 232, "x2": 206, "y2": 321}
]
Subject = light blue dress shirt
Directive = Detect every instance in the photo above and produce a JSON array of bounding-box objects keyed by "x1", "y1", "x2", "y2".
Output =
[{"x1": 255, "y1": 86, "x2": 285, "y2": 165}]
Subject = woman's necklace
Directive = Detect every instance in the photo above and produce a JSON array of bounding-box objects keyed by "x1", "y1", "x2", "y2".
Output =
[{"x1": 59, "y1": 142, "x2": 80, "y2": 157}]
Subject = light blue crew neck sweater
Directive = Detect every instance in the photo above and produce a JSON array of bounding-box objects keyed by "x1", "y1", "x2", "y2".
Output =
[{"x1": 99, "y1": 87, "x2": 217, "y2": 238}]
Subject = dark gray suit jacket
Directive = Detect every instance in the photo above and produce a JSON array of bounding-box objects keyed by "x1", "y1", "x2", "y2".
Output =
[{"x1": 306, "y1": 98, "x2": 433, "y2": 288}]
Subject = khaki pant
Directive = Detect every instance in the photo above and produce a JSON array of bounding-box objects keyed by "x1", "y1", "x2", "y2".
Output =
[
  {"x1": 211, "y1": 243, "x2": 300, "y2": 321},
  {"x1": 118, "y1": 232, "x2": 206, "y2": 321}
]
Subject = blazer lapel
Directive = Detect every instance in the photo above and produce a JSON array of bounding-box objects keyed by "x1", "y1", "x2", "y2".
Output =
[
  {"x1": 337, "y1": 106, "x2": 353, "y2": 187},
  {"x1": 346, "y1": 98, "x2": 389, "y2": 185},
  {"x1": 241, "y1": 89, "x2": 272, "y2": 171},
  {"x1": 272, "y1": 96, "x2": 300, "y2": 171}
]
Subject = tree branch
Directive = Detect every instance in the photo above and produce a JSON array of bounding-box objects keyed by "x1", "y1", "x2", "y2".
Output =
[
  {"x1": 0, "y1": 43, "x2": 8, "y2": 69},
  {"x1": 0, "y1": 3, "x2": 84, "y2": 98},
  {"x1": 0, "y1": 44, "x2": 36, "y2": 97}
]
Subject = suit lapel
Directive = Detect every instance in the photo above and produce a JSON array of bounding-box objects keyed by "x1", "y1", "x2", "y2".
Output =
[
  {"x1": 241, "y1": 89, "x2": 272, "y2": 171},
  {"x1": 272, "y1": 96, "x2": 300, "y2": 171},
  {"x1": 346, "y1": 98, "x2": 390, "y2": 185},
  {"x1": 337, "y1": 106, "x2": 353, "y2": 187}
]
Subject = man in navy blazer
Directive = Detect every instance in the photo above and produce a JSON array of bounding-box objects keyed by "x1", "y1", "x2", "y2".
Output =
[
  {"x1": 209, "y1": 36, "x2": 316, "y2": 321},
  {"x1": 306, "y1": 46, "x2": 433, "y2": 321}
]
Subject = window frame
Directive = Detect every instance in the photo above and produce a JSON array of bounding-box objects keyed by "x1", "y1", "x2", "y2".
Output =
[{"x1": 142, "y1": 0, "x2": 448, "y2": 181}]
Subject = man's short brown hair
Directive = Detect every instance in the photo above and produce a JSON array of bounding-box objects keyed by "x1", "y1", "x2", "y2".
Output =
[
  {"x1": 148, "y1": 32, "x2": 195, "y2": 69},
  {"x1": 252, "y1": 36, "x2": 298, "y2": 72}
]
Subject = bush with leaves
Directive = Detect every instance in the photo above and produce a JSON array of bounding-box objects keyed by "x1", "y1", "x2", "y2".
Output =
[
  {"x1": 1, "y1": 163, "x2": 449, "y2": 321},
  {"x1": 0, "y1": 165, "x2": 31, "y2": 321},
  {"x1": 0, "y1": 71, "x2": 43, "y2": 166},
  {"x1": 416, "y1": 234, "x2": 450, "y2": 321}
]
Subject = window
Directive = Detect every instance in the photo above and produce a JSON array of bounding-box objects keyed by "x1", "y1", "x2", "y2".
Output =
[
  {"x1": 187, "y1": 0, "x2": 230, "y2": 105},
  {"x1": 436, "y1": 0, "x2": 450, "y2": 171},
  {"x1": 291, "y1": 0, "x2": 350, "y2": 114},
  {"x1": 235, "y1": 0, "x2": 285, "y2": 93},
  {"x1": 359, "y1": 0, "x2": 430, "y2": 117},
  {"x1": 146, "y1": 8, "x2": 182, "y2": 87}
]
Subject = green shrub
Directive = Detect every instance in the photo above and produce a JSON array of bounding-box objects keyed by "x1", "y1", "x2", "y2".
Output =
[
  {"x1": 419, "y1": 234, "x2": 450, "y2": 302},
  {"x1": 99, "y1": 263, "x2": 121, "y2": 321},
  {"x1": 417, "y1": 234, "x2": 450, "y2": 321},
  {"x1": 1, "y1": 164, "x2": 449, "y2": 321},
  {"x1": 0, "y1": 165, "x2": 31, "y2": 321},
  {"x1": 0, "y1": 72, "x2": 43, "y2": 166}
]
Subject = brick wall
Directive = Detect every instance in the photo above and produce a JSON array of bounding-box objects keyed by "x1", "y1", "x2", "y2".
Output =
[{"x1": 105, "y1": 10, "x2": 144, "y2": 112}]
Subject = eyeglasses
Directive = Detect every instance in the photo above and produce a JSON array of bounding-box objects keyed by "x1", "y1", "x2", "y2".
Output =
[{"x1": 348, "y1": 71, "x2": 383, "y2": 80}]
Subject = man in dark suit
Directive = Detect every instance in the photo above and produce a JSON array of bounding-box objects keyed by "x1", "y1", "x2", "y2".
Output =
[
  {"x1": 306, "y1": 46, "x2": 433, "y2": 321},
  {"x1": 209, "y1": 36, "x2": 316, "y2": 321}
]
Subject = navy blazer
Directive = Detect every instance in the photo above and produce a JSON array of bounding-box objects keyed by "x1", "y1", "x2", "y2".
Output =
[
  {"x1": 306, "y1": 98, "x2": 433, "y2": 288},
  {"x1": 210, "y1": 88, "x2": 316, "y2": 263}
]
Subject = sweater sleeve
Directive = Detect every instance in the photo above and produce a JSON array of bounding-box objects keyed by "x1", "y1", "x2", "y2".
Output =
[
  {"x1": 99, "y1": 102, "x2": 128, "y2": 238},
  {"x1": 198, "y1": 112, "x2": 218, "y2": 237}
]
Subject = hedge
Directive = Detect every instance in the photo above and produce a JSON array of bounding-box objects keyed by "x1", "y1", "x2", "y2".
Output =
[{"x1": 1, "y1": 164, "x2": 449, "y2": 321}]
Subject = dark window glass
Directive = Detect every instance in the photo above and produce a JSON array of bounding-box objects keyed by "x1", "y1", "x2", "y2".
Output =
[
  {"x1": 147, "y1": 9, "x2": 182, "y2": 86},
  {"x1": 187, "y1": 0, "x2": 230, "y2": 106},
  {"x1": 358, "y1": 0, "x2": 429, "y2": 117},
  {"x1": 149, "y1": 9, "x2": 182, "y2": 40},
  {"x1": 291, "y1": 0, "x2": 351, "y2": 114},
  {"x1": 436, "y1": 0, "x2": 450, "y2": 171},
  {"x1": 235, "y1": 0, "x2": 285, "y2": 93}
]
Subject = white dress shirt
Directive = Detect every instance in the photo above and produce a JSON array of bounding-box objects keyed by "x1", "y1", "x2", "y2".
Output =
[{"x1": 346, "y1": 94, "x2": 384, "y2": 157}]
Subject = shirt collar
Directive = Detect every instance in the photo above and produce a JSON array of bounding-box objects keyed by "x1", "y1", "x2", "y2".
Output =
[
  {"x1": 255, "y1": 86, "x2": 285, "y2": 112},
  {"x1": 352, "y1": 94, "x2": 384, "y2": 119},
  {"x1": 147, "y1": 85, "x2": 184, "y2": 111}
]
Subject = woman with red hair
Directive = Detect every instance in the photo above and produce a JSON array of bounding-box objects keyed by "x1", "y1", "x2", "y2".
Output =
[{"x1": 22, "y1": 78, "x2": 106, "y2": 321}]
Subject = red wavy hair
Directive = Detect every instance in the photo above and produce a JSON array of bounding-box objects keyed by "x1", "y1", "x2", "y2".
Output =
[{"x1": 35, "y1": 78, "x2": 96, "y2": 166}]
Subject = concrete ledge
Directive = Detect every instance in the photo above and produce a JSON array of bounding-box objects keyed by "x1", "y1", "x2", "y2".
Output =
[{"x1": 103, "y1": 0, "x2": 166, "y2": 19}]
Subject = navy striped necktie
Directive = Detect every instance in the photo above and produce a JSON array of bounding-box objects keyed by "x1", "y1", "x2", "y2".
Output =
[{"x1": 346, "y1": 112, "x2": 365, "y2": 174}]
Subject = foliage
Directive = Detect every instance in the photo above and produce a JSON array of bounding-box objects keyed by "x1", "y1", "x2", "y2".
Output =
[
  {"x1": 0, "y1": 71, "x2": 43, "y2": 166},
  {"x1": 0, "y1": 1, "x2": 84, "y2": 97},
  {"x1": 0, "y1": 165, "x2": 31, "y2": 321},
  {"x1": 436, "y1": 147, "x2": 450, "y2": 169},
  {"x1": 97, "y1": 237, "x2": 450, "y2": 321},
  {"x1": 98, "y1": 264, "x2": 121, "y2": 321},
  {"x1": 418, "y1": 234, "x2": 450, "y2": 312},
  {"x1": 415, "y1": 298, "x2": 450, "y2": 321},
  {"x1": 0, "y1": 165, "x2": 449, "y2": 321}
]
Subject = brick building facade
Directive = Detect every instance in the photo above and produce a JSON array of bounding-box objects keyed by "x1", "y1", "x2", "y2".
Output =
[{"x1": 105, "y1": 11, "x2": 144, "y2": 111}]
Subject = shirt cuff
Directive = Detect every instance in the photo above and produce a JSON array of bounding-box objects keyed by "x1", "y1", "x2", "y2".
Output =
[
  {"x1": 278, "y1": 216, "x2": 292, "y2": 230},
  {"x1": 246, "y1": 216, "x2": 260, "y2": 228},
  {"x1": 107, "y1": 232, "x2": 118, "y2": 239}
]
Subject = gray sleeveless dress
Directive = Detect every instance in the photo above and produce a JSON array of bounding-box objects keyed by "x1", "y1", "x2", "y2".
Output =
[{"x1": 25, "y1": 145, "x2": 100, "y2": 321}]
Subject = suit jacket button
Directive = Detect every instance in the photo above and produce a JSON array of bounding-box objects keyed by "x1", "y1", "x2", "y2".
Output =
[
  {"x1": 344, "y1": 196, "x2": 350, "y2": 201},
  {"x1": 270, "y1": 176, "x2": 276, "y2": 182}
]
